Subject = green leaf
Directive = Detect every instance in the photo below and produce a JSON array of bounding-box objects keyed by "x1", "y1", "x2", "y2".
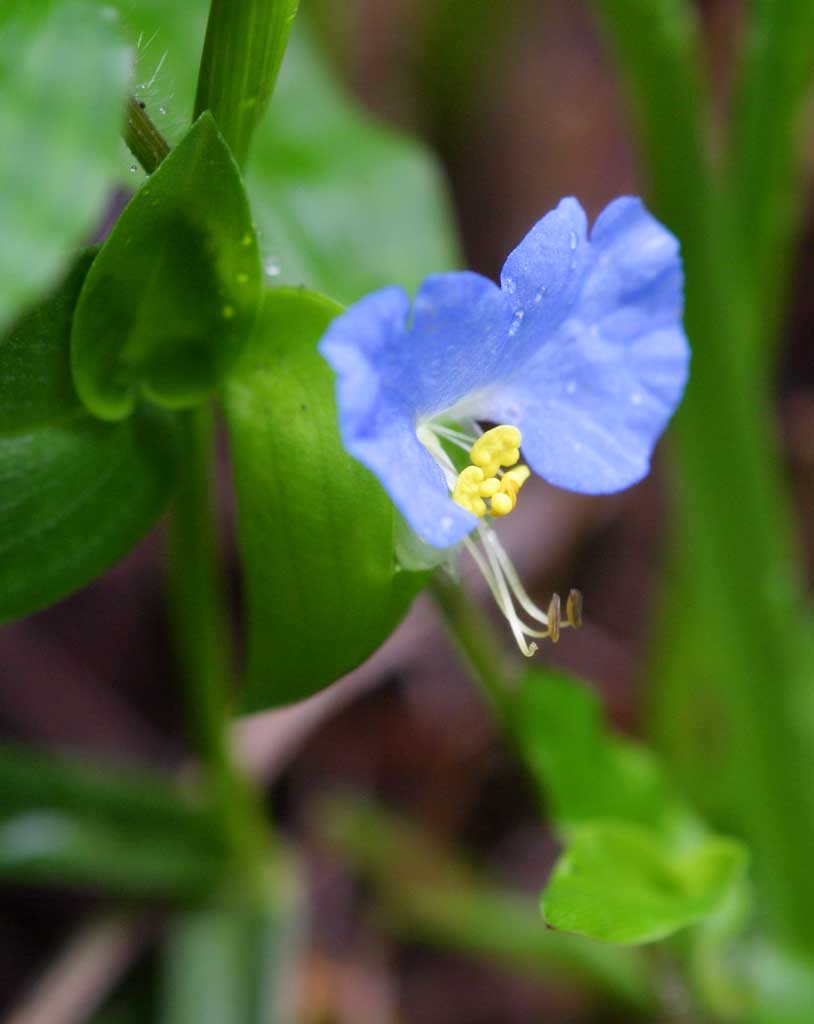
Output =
[
  {"x1": 510, "y1": 671, "x2": 680, "y2": 832},
  {"x1": 246, "y1": 26, "x2": 461, "y2": 302},
  {"x1": 0, "y1": 1, "x2": 131, "y2": 328},
  {"x1": 0, "y1": 407, "x2": 176, "y2": 622},
  {"x1": 0, "y1": 809, "x2": 221, "y2": 898},
  {"x1": 161, "y1": 864, "x2": 303, "y2": 1024},
  {"x1": 0, "y1": 744, "x2": 226, "y2": 897},
  {"x1": 224, "y1": 287, "x2": 425, "y2": 708},
  {"x1": 0, "y1": 249, "x2": 94, "y2": 435},
  {"x1": 71, "y1": 112, "x2": 262, "y2": 421},
  {"x1": 541, "y1": 822, "x2": 748, "y2": 945},
  {"x1": 0, "y1": 742, "x2": 215, "y2": 842}
]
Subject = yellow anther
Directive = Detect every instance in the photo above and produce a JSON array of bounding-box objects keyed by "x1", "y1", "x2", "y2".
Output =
[
  {"x1": 491, "y1": 491, "x2": 514, "y2": 516},
  {"x1": 479, "y1": 477, "x2": 500, "y2": 498},
  {"x1": 501, "y1": 464, "x2": 530, "y2": 495},
  {"x1": 489, "y1": 464, "x2": 530, "y2": 517},
  {"x1": 452, "y1": 466, "x2": 488, "y2": 517},
  {"x1": 470, "y1": 425, "x2": 521, "y2": 478}
]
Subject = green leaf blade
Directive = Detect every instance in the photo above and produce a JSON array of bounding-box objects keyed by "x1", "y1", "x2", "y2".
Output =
[
  {"x1": 0, "y1": 1, "x2": 131, "y2": 328},
  {"x1": 224, "y1": 287, "x2": 425, "y2": 708},
  {"x1": 0, "y1": 249, "x2": 94, "y2": 435},
  {"x1": 0, "y1": 407, "x2": 176, "y2": 622},
  {"x1": 541, "y1": 822, "x2": 748, "y2": 946},
  {"x1": 72, "y1": 112, "x2": 262, "y2": 421}
]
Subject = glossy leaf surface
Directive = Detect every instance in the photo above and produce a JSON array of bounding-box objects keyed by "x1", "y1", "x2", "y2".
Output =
[
  {"x1": 0, "y1": 408, "x2": 176, "y2": 622},
  {"x1": 224, "y1": 287, "x2": 425, "y2": 708},
  {"x1": 541, "y1": 822, "x2": 747, "y2": 945},
  {"x1": 72, "y1": 112, "x2": 262, "y2": 421},
  {"x1": 0, "y1": 1, "x2": 130, "y2": 328},
  {"x1": 0, "y1": 250, "x2": 94, "y2": 435}
]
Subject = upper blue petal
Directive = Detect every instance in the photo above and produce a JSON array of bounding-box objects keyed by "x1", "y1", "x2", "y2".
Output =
[{"x1": 480, "y1": 197, "x2": 690, "y2": 493}]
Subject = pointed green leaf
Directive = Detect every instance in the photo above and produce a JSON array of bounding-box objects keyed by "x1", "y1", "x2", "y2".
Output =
[
  {"x1": 72, "y1": 112, "x2": 262, "y2": 421},
  {"x1": 224, "y1": 287, "x2": 425, "y2": 708},
  {"x1": 542, "y1": 822, "x2": 748, "y2": 945},
  {"x1": 0, "y1": 249, "x2": 94, "y2": 435},
  {"x1": 0, "y1": 1, "x2": 131, "y2": 328},
  {"x1": 510, "y1": 671, "x2": 680, "y2": 832},
  {"x1": 0, "y1": 407, "x2": 176, "y2": 622}
]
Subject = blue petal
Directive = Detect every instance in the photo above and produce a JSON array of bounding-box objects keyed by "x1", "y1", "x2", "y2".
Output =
[
  {"x1": 499, "y1": 197, "x2": 589, "y2": 367},
  {"x1": 320, "y1": 285, "x2": 479, "y2": 546},
  {"x1": 481, "y1": 197, "x2": 689, "y2": 493}
]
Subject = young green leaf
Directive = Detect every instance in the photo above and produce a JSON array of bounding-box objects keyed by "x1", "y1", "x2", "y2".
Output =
[
  {"x1": 0, "y1": 1, "x2": 130, "y2": 328},
  {"x1": 0, "y1": 249, "x2": 94, "y2": 435},
  {"x1": 71, "y1": 112, "x2": 262, "y2": 421},
  {"x1": 510, "y1": 671, "x2": 680, "y2": 833},
  {"x1": 0, "y1": 408, "x2": 176, "y2": 622},
  {"x1": 541, "y1": 822, "x2": 748, "y2": 945},
  {"x1": 224, "y1": 287, "x2": 426, "y2": 708}
]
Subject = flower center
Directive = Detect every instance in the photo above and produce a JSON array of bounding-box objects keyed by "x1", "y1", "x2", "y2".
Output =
[
  {"x1": 450, "y1": 425, "x2": 530, "y2": 519},
  {"x1": 421, "y1": 420, "x2": 583, "y2": 657}
]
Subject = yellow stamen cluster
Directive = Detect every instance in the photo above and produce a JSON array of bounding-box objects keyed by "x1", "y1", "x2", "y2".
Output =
[{"x1": 452, "y1": 425, "x2": 530, "y2": 519}]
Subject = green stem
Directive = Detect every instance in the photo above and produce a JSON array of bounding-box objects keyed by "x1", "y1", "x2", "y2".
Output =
[
  {"x1": 194, "y1": 0, "x2": 299, "y2": 169},
  {"x1": 123, "y1": 95, "x2": 170, "y2": 174},
  {"x1": 168, "y1": 408, "x2": 267, "y2": 878},
  {"x1": 427, "y1": 570, "x2": 516, "y2": 726}
]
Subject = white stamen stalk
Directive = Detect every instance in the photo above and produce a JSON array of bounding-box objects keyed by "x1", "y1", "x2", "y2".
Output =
[
  {"x1": 475, "y1": 534, "x2": 538, "y2": 657},
  {"x1": 482, "y1": 527, "x2": 551, "y2": 627}
]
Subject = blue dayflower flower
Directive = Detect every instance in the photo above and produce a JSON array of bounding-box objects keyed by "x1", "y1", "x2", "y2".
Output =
[{"x1": 319, "y1": 197, "x2": 689, "y2": 653}]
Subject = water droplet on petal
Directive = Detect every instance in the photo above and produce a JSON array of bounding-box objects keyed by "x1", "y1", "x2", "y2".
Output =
[
  {"x1": 534, "y1": 291, "x2": 543, "y2": 303},
  {"x1": 630, "y1": 391, "x2": 644, "y2": 405},
  {"x1": 504, "y1": 277, "x2": 516, "y2": 295},
  {"x1": 508, "y1": 309, "x2": 524, "y2": 337},
  {"x1": 569, "y1": 231, "x2": 577, "y2": 251}
]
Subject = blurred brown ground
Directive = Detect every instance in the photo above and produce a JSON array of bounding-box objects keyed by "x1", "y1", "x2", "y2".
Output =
[{"x1": 2, "y1": 1, "x2": 813, "y2": 1021}]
